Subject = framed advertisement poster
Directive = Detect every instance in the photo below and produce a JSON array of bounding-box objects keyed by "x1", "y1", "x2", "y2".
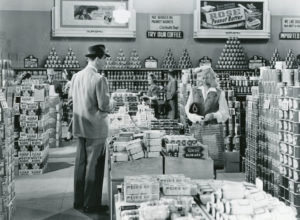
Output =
[
  {"x1": 194, "y1": 0, "x2": 270, "y2": 39},
  {"x1": 52, "y1": 0, "x2": 136, "y2": 38}
]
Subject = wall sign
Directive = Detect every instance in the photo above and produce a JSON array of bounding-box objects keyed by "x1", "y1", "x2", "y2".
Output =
[
  {"x1": 282, "y1": 17, "x2": 300, "y2": 33},
  {"x1": 193, "y1": 0, "x2": 270, "y2": 39},
  {"x1": 146, "y1": 31, "x2": 183, "y2": 39},
  {"x1": 24, "y1": 55, "x2": 38, "y2": 68},
  {"x1": 248, "y1": 55, "x2": 267, "y2": 69},
  {"x1": 280, "y1": 18, "x2": 300, "y2": 40},
  {"x1": 149, "y1": 15, "x2": 181, "y2": 31},
  {"x1": 147, "y1": 14, "x2": 183, "y2": 39}
]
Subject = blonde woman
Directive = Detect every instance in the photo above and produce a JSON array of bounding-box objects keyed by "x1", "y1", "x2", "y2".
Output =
[{"x1": 185, "y1": 66, "x2": 230, "y2": 125}]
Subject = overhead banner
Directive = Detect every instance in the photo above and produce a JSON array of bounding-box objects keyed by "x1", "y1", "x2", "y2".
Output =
[
  {"x1": 200, "y1": 1, "x2": 263, "y2": 30},
  {"x1": 149, "y1": 15, "x2": 181, "y2": 31}
]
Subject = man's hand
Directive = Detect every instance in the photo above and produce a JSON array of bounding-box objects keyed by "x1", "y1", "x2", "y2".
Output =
[{"x1": 204, "y1": 113, "x2": 214, "y2": 122}]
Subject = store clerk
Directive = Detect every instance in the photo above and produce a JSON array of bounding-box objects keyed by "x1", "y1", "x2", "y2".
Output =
[{"x1": 185, "y1": 66, "x2": 230, "y2": 124}]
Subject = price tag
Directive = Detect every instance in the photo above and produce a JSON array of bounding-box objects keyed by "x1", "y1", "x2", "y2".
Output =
[{"x1": 263, "y1": 100, "x2": 270, "y2": 109}]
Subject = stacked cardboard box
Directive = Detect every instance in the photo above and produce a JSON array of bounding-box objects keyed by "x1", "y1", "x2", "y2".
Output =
[
  {"x1": 14, "y1": 83, "x2": 50, "y2": 175},
  {"x1": 0, "y1": 91, "x2": 16, "y2": 220},
  {"x1": 48, "y1": 96, "x2": 62, "y2": 148},
  {"x1": 245, "y1": 87, "x2": 259, "y2": 183},
  {"x1": 143, "y1": 130, "x2": 163, "y2": 158}
]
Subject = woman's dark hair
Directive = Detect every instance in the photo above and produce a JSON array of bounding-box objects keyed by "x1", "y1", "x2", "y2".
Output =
[{"x1": 149, "y1": 73, "x2": 157, "y2": 84}]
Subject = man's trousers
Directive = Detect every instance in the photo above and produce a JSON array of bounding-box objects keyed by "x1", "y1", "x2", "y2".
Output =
[{"x1": 74, "y1": 137, "x2": 106, "y2": 207}]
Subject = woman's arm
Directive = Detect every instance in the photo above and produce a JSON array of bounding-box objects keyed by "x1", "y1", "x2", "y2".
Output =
[{"x1": 212, "y1": 91, "x2": 230, "y2": 123}]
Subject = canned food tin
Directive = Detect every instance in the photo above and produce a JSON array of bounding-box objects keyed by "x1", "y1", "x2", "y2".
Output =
[
  {"x1": 284, "y1": 121, "x2": 289, "y2": 131},
  {"x1": 293, "y1": 135, "x2": 300, "y2": 146},
  {"x1": 284, "y1": 111, "x2": 289, "y2": 119},
  {"x1": 290, "y1": 168, "x2": 294, "y2": 179},
  {"x1": 289, "y1": 180, "x2": 300, "y2": 194},
  {"x1": 294, "y1": 110, "x2": 300, "y2": 123},
  {"x1": 280, "y1": 154, "x2": 284, "y2": 163},
  {"x1": 279, "y1": 110, "x2": 284, "y2": 119},
  {"x1": 294, "y1": 158, "x2": 300, "y2": 169},
  {"x1": 280, "y1": 142, "x2": 288, "y2": 153},
  {"x1": 284, "y1": 155, "x2": 288, "y2": 165},
  {"x1": 279, "y1": 121, "x2": 284, "y2": 130},
  {"x1": 294, "y1": 99, "x2": 300, "y2": 110},
  {"x1": 289, "y1": 157, "x2": 294, "y2": 167},
  {"x1": 290, "y1": 99, "x2": 294, "y2": 110},
  {"x1": 289, "y1": 133, "x2": 294, "y2": 144},
  {"x1": 290, "y1": 122, "x2": 294, "y2": 133},
  {"x1": 294, "y1": 123, "x2": 300, "y2": 134},
  {"x1": 294, "y1": 169, "x2": 300, "y2": 182},
  {"x1": 279, "y1": 132, "x2": 284, "y2": 141},
  {"x1": 293, "y1": 87, "x2": 300, "y2": 99},
  {"x1": 279, "y1": 87, "x2": 285, "y2": 97},
  {"x1": 284, "y1": 133, "x2": 288, "y2": 143}
]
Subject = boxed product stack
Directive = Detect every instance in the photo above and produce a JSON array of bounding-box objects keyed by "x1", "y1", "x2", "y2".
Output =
[
  {"x1": 44, "y1": 48, "x2": 63, "y2": 68},
  {"x1": 257, "y1": 67, "x2": 281, "y2": 197},
  {"x1": 48, "y1": 96, "x2": 62, "y2": 148},
  {"x1": 203, "y1": 180, "x2": 296, "y2": 220},
  {"x1": 161, "y1": 49, "x2": 177, "y2": 69},
  {"x1": 215, "y1": 37, "x2": 248, "y2": 70},
  {"x1": 62, "y1": 48, "x2": 80, "y2": 69},
  {"x1": 163, "y1": 135, "x2": 207, "y2": 159},
  {"x1": 135, "y1": 103, "x2": 156, "y2": 128},
  {"x1": 0, "y1": 92, "x2": 16, "y2": 220},
  {"x1": 14, "y1": 83, "x2": 50, "y2": 175},
  {"x1": 110, "y1": 107, "x2": 136, "y2": 132},
  {"x1": 123, "y1": 175, "x2": 160, "y2": 203},
  {"x1": 127, "y1": 49, "x2": 142, "y2": 69},
  {"x1": 0, "y1": 59, "x2": 15, "y2": 88},
  {"x1": 143, "y1": 130, "x2": 163, "y2": 158},
  {"x1": 178, "y1": 49, "x2": 193, "y2": 69},
  {"x1": 150, "y1": 119, "x2": 181, "y2": 135},
  {"x1": 111, "y1": 132, "x2": 134, "y2": 162},
  {"x1": 245, "y1": 86, "x2": 260, "y2": 184},
  {"x1": 111, "y1": 92, "x2": 138, "y2": 114}
]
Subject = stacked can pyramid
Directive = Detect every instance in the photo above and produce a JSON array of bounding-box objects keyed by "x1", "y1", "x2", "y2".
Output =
[{"x1": 216, "y1": 37, "x2": 248, "y2": 70}]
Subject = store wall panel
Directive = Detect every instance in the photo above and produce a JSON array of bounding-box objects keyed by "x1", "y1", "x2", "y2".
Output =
[{"x1": 0, "y1": 11, "x2": 299, "y2": 68}]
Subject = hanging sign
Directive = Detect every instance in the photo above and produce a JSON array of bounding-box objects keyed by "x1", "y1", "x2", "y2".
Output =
[{"x1": 147, "y1": 14, "x2": 183, "y2": 39}]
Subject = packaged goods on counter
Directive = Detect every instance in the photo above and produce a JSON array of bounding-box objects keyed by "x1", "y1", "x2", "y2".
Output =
[
  {"x1": 111, "y1": 92, "x2": 139, "y2": 114},
  {"x1": 150, "y1": 119, "x2": 182, "y2": 135},
  {"x1": 135, "y1": 104, "x2": 156, "y2": 128},
  {"x1": 163, "y1": 135, "x2": 208, "y2": 159}
]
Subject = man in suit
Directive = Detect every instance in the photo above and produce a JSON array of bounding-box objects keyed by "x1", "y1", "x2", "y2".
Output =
[{"x1": 70, "y1": 44, "x2": 113, "y2": 213}]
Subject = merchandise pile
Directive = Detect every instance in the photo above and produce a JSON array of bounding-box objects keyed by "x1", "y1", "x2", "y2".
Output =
[
  {"x1": 128, "y1": 49, "x2": 142, "y2": 69},
  {"x1": 110, "y1": 130, "x2": 163, "y2": 162},
  {"x1": 135, "y1": 103, "x2": 156, "y2": 128},
  {"x1": 284, "y1": 49, "x2": 298, "y2": 69},
  {"x1": 109, "y1": 106, "x2": 136, "y2": 132},
  {"x1": 178, "y1": 49, "x2": 193, "y2": 69},
  {"x1": 245, "y1": 86, "x2": 259, "y2": 183},
  {"x1": 215, "y1": 37, "x2": 248, "y2": 70},
  {"x1": 13, "y1": 82, "x2": 50, "y2": 175},
  {"x1": 201, "y1": 180, "x2": 296, "y2": 220},
  {"x1": 163, "y1": 135, "x2": 207, "y2": 159},
  {"x1": 44, "y1": 48, "x2": 63, "y2": 68},
  {"x1": 111, "y1": 92, "x2": 138, "y2": 114},
  {"x1": 62, "y1": 48, "x2": 80, "y2": 69},
  {"x1": 150, "y1": 119, "x2": 181, "y2": 135},
  {"x1": 161, "y1": 49, "x2": 177, "y2": 69},
  {"x1": 48, "y1": 96, "x2": 63, "y2": 148},
  {"x1": 114, "y1": 49, "x2": 128, "y2": 69},
  {"x1": 0, "y1": 92, "x2": 16, "y2": 220},
  {"x1": 116, "y1": 174, "x2": 206, "y2": 220},
  {"x1": 269, "y1": 48, "x2": 281, "y2": 69},
  {"x1": 104, "y1": 49, "x2": 114, "y2": 69},
  {"x1": 0, "y1": 59, "x2": 15, "y2": 88}
]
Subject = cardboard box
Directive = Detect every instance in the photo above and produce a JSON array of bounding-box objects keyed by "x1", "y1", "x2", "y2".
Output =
[{"x1": 224, "y1": 151, "x2": 240, "y2": 173}]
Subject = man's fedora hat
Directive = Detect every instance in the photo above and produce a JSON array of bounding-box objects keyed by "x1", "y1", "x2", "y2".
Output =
[{"x1": 85, "y1": 44, "x2": 110, "y2": 58}]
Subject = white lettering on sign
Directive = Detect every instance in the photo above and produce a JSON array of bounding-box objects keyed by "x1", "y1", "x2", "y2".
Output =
[
  {"x1": 206, "y1": 7, "x2": 245, "y2": 26},
  {"x1": 282, "y1": 17, "x2": 300, "y2": 33},
  {"x1": 150, "y1": 15, "x2": 181, "y2": 31}
]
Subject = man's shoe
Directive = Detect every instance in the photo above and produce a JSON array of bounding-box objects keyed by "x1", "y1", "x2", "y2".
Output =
[
  {"x1": 73, "y1": 203, "x2": 83, "y2": 210},
  {"x1": 83, "y1": 205, "x2": 109, "y2": 213}
]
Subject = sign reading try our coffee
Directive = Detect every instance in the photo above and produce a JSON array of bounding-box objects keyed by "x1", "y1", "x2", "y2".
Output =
[{"x1": 147, "y1": 14, "x2": 183, "y2": 39}]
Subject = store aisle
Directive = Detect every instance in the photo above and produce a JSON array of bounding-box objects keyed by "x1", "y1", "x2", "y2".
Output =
[{"x1": 14, "y1": 140, "x2": 109, "y2": 220}]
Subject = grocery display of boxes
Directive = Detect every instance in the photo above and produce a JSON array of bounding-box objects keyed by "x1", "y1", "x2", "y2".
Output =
[
  {"x1": 0, "y1": 91, "x2": 16, "y2": 220},
  {"x1": 13, "y1": 83, "x2": 50, "y2": 176}
]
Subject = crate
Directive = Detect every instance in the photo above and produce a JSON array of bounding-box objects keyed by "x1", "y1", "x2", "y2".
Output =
[{"x1": 164, "y1": 157, "x2": 214, "y2": 179}]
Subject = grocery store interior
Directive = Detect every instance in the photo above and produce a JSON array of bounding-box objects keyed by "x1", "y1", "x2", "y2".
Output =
[{"x1": 1, "y1": 0, "x2": 300, "y2": 220}]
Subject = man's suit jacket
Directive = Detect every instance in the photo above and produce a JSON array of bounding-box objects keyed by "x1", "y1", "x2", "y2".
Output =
[{"x1": 70, "y1": 65, "x2": 111, "y2": 139}]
